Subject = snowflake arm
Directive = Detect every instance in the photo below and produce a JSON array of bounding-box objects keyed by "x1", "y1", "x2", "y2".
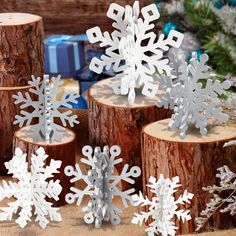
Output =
[
  {"x1": 132, "y1": 175, "x2": 193, "y2": 235},
  {"x1": 157, "y1": 52, "x2": 232, "y2": 139},
  {"x1": 13, "y1": 74, "x2": 79, "y2": 142},
  {"x1": 0, "y1": 147, "x2": 62, "y2": 228},
  {"x1": 196, "y1": 166, "x2": 236, "y2": 231},
  {"x1": 65, "y1": 145, "x2": 141, "y2": 228},
  {"x1": 86, "y1": 1, "x2": 184, "y2": 105}
]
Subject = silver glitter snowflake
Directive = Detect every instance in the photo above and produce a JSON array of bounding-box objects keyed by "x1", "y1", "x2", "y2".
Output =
[
  {"x1": 0, "y1": 147, "x2": 62, "y2": 228},
  {"x1": 212, "y1": 5, "x2": 236, "y2": 36},
  {"x1": 132, "y1": 175, "x2": 193, "y2": 236},
  {"x1": 196, "y1": 165, "x2": 236, "y2": 231},
  {"x1": 64, "y1": 145, "x2": 141, "y2": 228},
  {"x1": 86, "y1": 1, "x2": 184, "y2": 105},
  {"x1": 13, "y1": 75, "x2": 79, "y2": 142},
  {"x1": 157, "y1": 52, "x2": 231, "y2": 139}
]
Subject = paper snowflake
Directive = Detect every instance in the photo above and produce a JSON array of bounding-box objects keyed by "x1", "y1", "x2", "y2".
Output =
[
  {"x1": 64, "y1": 145, "x2": 141, "y2": 228},
  {"x1": 132, "y1": 175, "x2": 193, "y2": 236},
  {"x1": 157, "y1": 52, "x2": 231, "y2": 139},
  {"x1": 0, "y1": 147, "x2": 62, "y2": 228},
  {"x1": 86, "y1": 1, "x2": 184, "y2": 105},
  {"x1": 13, "y1": 75, "x2": 79, "y2": 142}
]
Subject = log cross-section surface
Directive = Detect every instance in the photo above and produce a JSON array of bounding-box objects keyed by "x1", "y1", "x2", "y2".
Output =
[
  {"x1": 13, "y1": 126, "x2": 76, "y2": 207},
  {"x1": 88, "y1": 78, "x2": 172, "y2": 190},
  {"x1": 142, "y1": 118, "x2": 236, "y2": 234},
  {"x1": 0, "y1": 13, "x2": 44, "y2": 87}
]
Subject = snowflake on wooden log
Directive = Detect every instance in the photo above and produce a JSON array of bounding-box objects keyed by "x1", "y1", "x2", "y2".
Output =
[
  {"x1": 64, "y1": 145, "x2": 141, "y2": 228},
  {"x1": 157, "y1": 52, "x2": 231, "y2": 139},
  {"x1": 196, "y1": 165, "x2": 236, "y2": 231},
  {"x1": 0, "y1": 147, "x2": 62, "y2": 228},
  {"x1": 13, "y1": 75, "x2": 79, "y2": 142},
  {"x1": 132, "y1": 175, "x2": 193, "y2": 236},
  {"x1": 86, "y1": 1, "x2": 184, "y2": 105}
]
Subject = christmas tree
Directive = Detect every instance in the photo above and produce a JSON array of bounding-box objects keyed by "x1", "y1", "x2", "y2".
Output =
[{"x1": 156, "y1": 0, "x2": 236, "y2": 78}]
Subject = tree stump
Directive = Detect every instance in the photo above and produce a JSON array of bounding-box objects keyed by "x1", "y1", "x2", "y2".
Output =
[
  {"x1": 142, "y1": 118, "x2": 236, "y2": 234},
  {"x1": 13, "y1": 126, "x2": 76, "y2": 207},
  {"x1": 0, "y1": 85, "x2": 37, "y2": 174},
  {"x1": 0, "y1": 13, "x2": 44, "y2": 173},
  {"x1": 0, "y1": 13, "x2": 44, "y2": 87},
  {"x1": 88, "y1": 78, "x2": 172, "y2": 190}
]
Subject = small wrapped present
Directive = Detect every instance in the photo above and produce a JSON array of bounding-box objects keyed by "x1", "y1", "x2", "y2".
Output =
[
  {"x1": 44, "y1": 35, "x2": 86, "y2": 77},
  {"x1": 75, "y1": 34, "x2": 104, "y2": 64}
]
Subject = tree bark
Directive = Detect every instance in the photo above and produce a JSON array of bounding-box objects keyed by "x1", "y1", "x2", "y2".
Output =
[
  {"x1": 0, "y1": 85, "x2": 37, "y2": 174},
  {"x1": 0, "y1": 13, "x2": 44, "y2": 87},
  {"x1": 142, "y1": 118, "x2": 236, "y2": 234},
  {"x1": 13, "y1": 126, "x2": 76, "y2": 207},
  {"x1": 0, "y1": 13, "x2": 44, "y2": 174},
  {"x1": 88, "y1": 78, "x2": 172, "y2": 190}
]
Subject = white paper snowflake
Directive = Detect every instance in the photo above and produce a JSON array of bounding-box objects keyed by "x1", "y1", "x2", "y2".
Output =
[
  {"x1": 224, "y1": 140, "x2": 236, "y2": 147},
  {"x1": 64, "y1": 145, "x2": 141, "y2": 228},
  {"x1": 132, "y1": 175, "x2": 193, "y2": 236},
  {"x1": 13, "y1": 75, "x2": 79, "y2": 142},
  {"x1": 86, "y1": 1, "x2": 184, "y2": 105},
  {"x1": 0, "y1": 147, "x2": 62, "y2": 229},
  {"x1": 157, "y1": 52, "x2": 232, "y2": 139}
]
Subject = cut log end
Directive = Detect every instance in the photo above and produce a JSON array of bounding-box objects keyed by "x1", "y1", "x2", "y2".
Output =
[{"x1": 0, "y1": 13, "x2": 42, "y2": 26}]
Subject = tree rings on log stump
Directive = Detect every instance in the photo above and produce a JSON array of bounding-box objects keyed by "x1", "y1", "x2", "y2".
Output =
[
  {"x1": 142, "y1": 118, "x2": 236, "y2": 234},
  {"x1": 13, "y1": 126, "x2": 76, "y2": 207},
  {"x1": 88, "y1": 78, "x2": 172, "y2": 190}
]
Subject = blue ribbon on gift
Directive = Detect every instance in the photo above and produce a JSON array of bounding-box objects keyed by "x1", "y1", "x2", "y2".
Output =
[{"x1": 45, "y1": 35, "x2": 82, "y2": 74}]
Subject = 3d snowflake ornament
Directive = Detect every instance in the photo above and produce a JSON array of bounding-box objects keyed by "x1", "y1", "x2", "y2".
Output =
[
  {"x1": 86, "y1": 1, "x2": 184, "y2": 105},
  {"x1": 0, "y1": 147, "x2": 62, "y2": 228},
  {"x1": 64, "y1": 145, "x2": 141, "y2": 228},
  {"x1": 13, "y1": 75, "x2": 79, "y2": 142},
  {"x1": 157, "y1": 52, "x2": 232, "y2": 139},
  {"x1": 132, "y1": 175, "x2": 193, "y2": 236}
]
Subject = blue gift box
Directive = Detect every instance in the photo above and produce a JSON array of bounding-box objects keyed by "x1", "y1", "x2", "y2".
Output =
[{"x1": 44, "y1": 35, "x2": 86, "y2": 77}]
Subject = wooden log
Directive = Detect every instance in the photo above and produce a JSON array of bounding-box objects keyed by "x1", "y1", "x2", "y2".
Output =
[
  {"x1": 88, "y1": 78, "x2": 172, "y2": 190},
  {"x1": 0, "y1": 85, "x2": 37, "y2": 174},
  {"x1": 141, "y1": 118, "x2": 236, "y2": 234},
  {"x1": 0, "y1": 13, "x2": 44, "y2": 87},
  {"x1": 13, "y1": 126, "x2": 76, "y2": 207}
]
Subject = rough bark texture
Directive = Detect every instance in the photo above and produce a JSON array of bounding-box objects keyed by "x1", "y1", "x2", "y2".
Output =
[
  {"x1": 88, "y1": 81, "x2": 172, "y2": 190},
  {"x1": 0, "y1": 85, "x2": 36, "y2": 174},
  {"x1": 0, "y1": 0, "x2": 151, "y2": 35},
  {"x1": 13, "y1": 127, "x2": 76, "y2": 207},
  {"x1": 142, "y1": 120, "x2": 236, "y2": 234},
  {"x1": 0, "y1": 13, "x2": 44, "y2": 86}
]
